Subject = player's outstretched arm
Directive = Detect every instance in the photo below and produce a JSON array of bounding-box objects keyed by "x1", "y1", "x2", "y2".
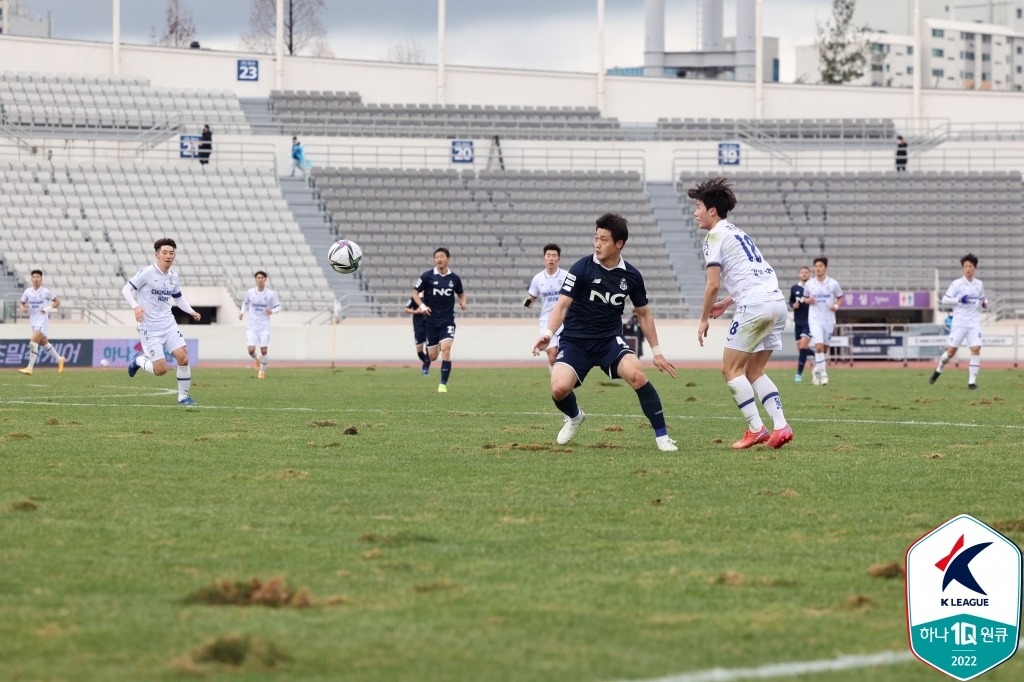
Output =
[
  {"x1": 122, "y1": 281, "x2": 144, "y2": 323},
  {"x1": 697, "y1": 265, "x2": 722, "y2": 347},
  {"x1": 533, "y1": 295, "x2": 571, "y2": 355},
  {"x1": 634, "y1": 305, "x2": 676, "y2": 378},
  {"x1": 173, "y1": 293, "x2": 201, "y2": 321}
]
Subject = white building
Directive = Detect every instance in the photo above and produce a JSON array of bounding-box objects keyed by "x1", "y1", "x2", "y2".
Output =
[
  {"x1": 854, "y1": 0, "x2": 1024, "y2": 36},
  {"x1": 795, "y1": 32, "x2": 915, "y2": 88},
  {"x1": 0, "y1": 0, "x2": 51, "y2": 38}
]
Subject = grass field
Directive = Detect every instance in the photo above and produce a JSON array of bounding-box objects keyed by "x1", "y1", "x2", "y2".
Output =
[{"x1": 1, "y1": 364, "x2": 1023, "y2": 682}]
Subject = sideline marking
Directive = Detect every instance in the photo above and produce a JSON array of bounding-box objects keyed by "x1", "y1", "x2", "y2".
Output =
[{"x1": 615, "y1": 650, "x2": 914, "y2": 682}]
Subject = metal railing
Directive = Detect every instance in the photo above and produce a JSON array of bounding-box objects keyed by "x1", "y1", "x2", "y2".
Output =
[
  {"x1": 989, "y1": 295, "x2": 1024, "y2": 321},
  {"x1": 0, "y1": 106, "x2": 250, "y2": 138}
]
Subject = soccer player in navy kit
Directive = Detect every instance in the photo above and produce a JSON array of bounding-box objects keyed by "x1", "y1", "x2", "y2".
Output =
[
  {"x1": 412, "y1": 247, "x2": 466, "y2": 392},
  {"x1": 532, "y1": 214, "x2": 678, "y2": 451},
  {"x1": 790, "y1": 266, "x2": 812, "y2": 382},
  {"x1": 403, "y1": 297, "x2": 431, "y2": 375}
]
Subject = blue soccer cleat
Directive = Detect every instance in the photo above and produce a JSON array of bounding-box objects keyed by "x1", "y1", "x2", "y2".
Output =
[
  {"x1": 128, "y1": 354, "x2": 141, "y2": 378},
  {"x1": 178, "y1": 396, "x2": 197, "y2": 406},
  {"x1": 794, "y1": 373, "x2": 803, "y2": 383}
]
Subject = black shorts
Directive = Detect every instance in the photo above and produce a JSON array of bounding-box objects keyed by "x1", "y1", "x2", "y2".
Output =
[
  {"x1": 412, "y1": 314, "x2": 428, "y2": 345},
  {"x1": 554, "y1": 335, "x2": 635, "y2": 387},
  {"x1": 794, "y1": 322, "x2": 810, "y2": 341},
  {"x1": 426, "y1": 317, "x2": 456, "y2": 347}
]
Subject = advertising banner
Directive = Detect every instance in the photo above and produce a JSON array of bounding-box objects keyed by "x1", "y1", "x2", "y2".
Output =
[
  {"x1": 0, "y1": 340, "x2": 94, "y2": 367},
  {"x1": 844, "y1": 291, "x2": 932, "y2": 309},
  {"x1": 93, "y1": 339, "x2": 199, "y2": 368}
]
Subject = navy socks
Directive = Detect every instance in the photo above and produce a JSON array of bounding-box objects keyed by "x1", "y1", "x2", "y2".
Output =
[
  {"x1": 635, "y1": 382, "x2": 668, "y2": 437},
  {"x1": 553, "y1": 392, "x2": 580, "y2": 419}
]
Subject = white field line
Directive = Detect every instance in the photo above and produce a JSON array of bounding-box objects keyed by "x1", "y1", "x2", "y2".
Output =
[
  {"x1": 615, "y1": 650, "x2": 915, "y2": 682},
  {"x1": 0, "y1": 398, "x2": 1020, "y2": 431}
]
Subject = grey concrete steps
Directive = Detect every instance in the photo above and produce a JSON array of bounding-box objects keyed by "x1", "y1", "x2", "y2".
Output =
[
  {"x1": 647, "y1": 181, "x2": 706, "y2": 317},
  {"x1": 239, "y1": 98, "x2": 277, "y2": 135}
]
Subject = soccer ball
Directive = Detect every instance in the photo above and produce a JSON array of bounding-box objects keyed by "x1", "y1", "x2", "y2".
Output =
[
  {"x1": 100, "y1": 359, "x2": 109, "y2": 369},
  {"x1": 328, "y1": 239, "x2": 362, "y2": 274}
]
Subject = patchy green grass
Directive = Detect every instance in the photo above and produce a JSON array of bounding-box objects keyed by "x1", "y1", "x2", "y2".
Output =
[{"x1": 1, "y1": 366, "x2": 1022, "y2": 682}]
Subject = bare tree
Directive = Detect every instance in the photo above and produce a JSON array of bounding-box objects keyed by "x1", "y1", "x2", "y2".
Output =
[
  {"x1": 815, "y1": 0, "x2": 867, "y2": 84},
  {"x1": 383, "y1": 39, "x2": 426, "y2": 65},
  {"x1": 310, "y1": 39, "x2": 335, "y2": 59},
  {"x1": 151, "y1": 0, "x2": 197, "y2": 48},
  {"x1": 240, "y1": 0, "x2": 329, "y2": 56}
]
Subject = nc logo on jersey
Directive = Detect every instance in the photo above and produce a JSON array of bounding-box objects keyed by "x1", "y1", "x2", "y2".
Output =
[
  {"x1": 433, "y1": 288, "x2": 453, "y2": 296},
  {"x1": 589, "y1": 290, "x2": 626, "y2": 306},
  {"x1": 906, "y1": 514, "x2": 1021, "y2": 680}
]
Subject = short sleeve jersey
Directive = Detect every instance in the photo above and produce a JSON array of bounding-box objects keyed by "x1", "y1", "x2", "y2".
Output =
[
  {"x1": 703, "y1": 221, "x2": 784, "y2": 306},
  {"x1": 241, "y1": 287, "x2": 281, "y2": 331},
  {"x1": 528, "y1": 268, "x2": 569, "y2": 329},
  {"x1": 944, "y1": 277, "x2": 986, "y2": 329},
  {"x1": 20, "y1": 286, "x2": 55, "y2": 327},
  {"x1": 127, "y1": 263, "x2": 183, "y2": 331},
  {"x1": 405, "y1": 298, "x2": 418, "y2": 313},
  {"x1": 560, "y1": 255, "x2": 648, "y2": 340},
  {"x1": 415, "y1": 268, "x2": 464, "y2": 320},
  {"x1": 804, "y1": 276, "x2": 844, "y2": 326},
  {"x1": 790, "y1": 283, "x2": 809, "y2": 325}
]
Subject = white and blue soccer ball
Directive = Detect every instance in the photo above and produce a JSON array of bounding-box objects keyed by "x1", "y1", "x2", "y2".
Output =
[
  {"x1": 328, "y1": 239, "x2": 362, "y2": 275},
  {"x1": 100, "y1": 358, "x2": 110, "y2": 369}
]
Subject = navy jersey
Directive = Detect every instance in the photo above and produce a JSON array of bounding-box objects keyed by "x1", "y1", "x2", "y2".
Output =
[
  {"x1": 560, "y1": 255, "x2": 649, "y2": 340},
  {"x1": 790, "y1": 283, "x2": 809, "y2": 325},
  {"x1": 415, "y1": 268, "x2": 464, "y2": 319},
  {"x1": 405, "y1": 297, "x2": 417, "y2": 312}
]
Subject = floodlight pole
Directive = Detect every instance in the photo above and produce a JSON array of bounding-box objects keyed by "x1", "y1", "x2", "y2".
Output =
[
  {"x1": 597, "y1": 0, "x2": 606, "y2": 113},
  {"x1": 112, "y1": 0, "x2": 121, "y2": 76},
  {"x1": 754, "y1": 0, "x2": 763, "y2": 118},
  {"x1": 276, "y1": 0, "x2": 284, "y2": 89},
  {"x1": 438, "y1": 0, "x2": 447, "y2": 105}
]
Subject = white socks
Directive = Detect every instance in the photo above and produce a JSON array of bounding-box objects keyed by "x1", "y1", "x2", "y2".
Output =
[
  {"x1": 249, "y1": 350, "x2": 258, "y2": 359},
  {"x1": 752, "y1": 375, "x2": 787, "y2": 430},
  {"x1": 26, "y1": 342, "x2": 39, "y2": 370},
  {"x1": 814, "y1": 352, "x2": 827, "y2": 376},
  {"x1": 727, "y1": 376, "x2": 764, "y2": 432},
  {"x1": 969, "y1": 357, "x2": 980, "y2": 385},
  {"x1": 139, "y1": 357, "x2": 156, "y2": 374},
  {"x1": 936, "y1": 351, "x2": 950, "y2": 373},
  {"x1": 260, "y1": 358, "x2": 268, "y2": 372},
  {"x1": 177, "y1": 365, "x2": 191, "y2": 399},
  {"x1": 42, "y1": 342, "x2": 61, "y2": 361}
]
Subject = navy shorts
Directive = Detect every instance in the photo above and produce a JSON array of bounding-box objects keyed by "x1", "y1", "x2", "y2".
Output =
[
  {"x1": 426, "y1": 316, "x2": 456, "y2": 347},
  {"x1": 554, "y1": 335, "x2": 635, "y2": 387},
  {"x1": 794, "y1": 322, "x2": 810, "y2": 342},
  {"x1": 412, "y1": 314, "x2": 428, "y2": 345}
]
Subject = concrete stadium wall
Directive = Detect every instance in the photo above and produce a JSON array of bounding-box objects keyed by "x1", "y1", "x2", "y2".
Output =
[{"x1": 3, "y1": 35, "x2": 1024, "y2": 124}]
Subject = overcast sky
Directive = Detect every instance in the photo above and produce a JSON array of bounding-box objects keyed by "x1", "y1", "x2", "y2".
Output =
[{"x1": 24, "y1": 0, "x2": 835, "y2": 81}]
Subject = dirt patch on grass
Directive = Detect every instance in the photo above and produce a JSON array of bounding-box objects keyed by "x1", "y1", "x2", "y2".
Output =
[
  {"x1": 925, "y1": 453, "x2": 944, "y2": 459},
  {"x1": 275, "y1": 469, "x2": 310, "y2": 480},
  {"x1": 650, "y1": 498, "x2": 662, "y2": 506},
  {"x1": 140, "y1": 430, "x2": 153, "y2": 435},
  {"x1": 9, "y1": 499, "x2": 37, "y2": 511},
  {"x1": 589, "y1": 441, "x2": 618, "y2": 449},
  {"x1": 604, "y1": 425, "x2": 623, "y2": 432},
  {"x1": 342, "y1": 426, "x2": 358, "y2": 435},
  {"x1": 500, "y1": 516, "x2": 541, "y2": 524},
  {"x1": 868, "y1": 562, "x2": 905, "y2": 579},
  {"x1": 710, "y1": 438, "x2": 724, "y2": 444},
  {"x1": 550, "y1": 448, "x2": 574, "y2": 453},
  {"x1": 362, "y1": 549, "x2": 382, "y2": 560},
  {"x1": 685, "y1": 396, "x2": 698, "y2": 402},
  {"x1": 992, "y1": 519, "x2": 1024, "y2": 533},
  {"x1": 5, "y1": 433, "x2": 31, "y2": 440},
  {"x1": 183, "y1": 576, "x2": 332, "y2": 608},
  {"x1": 843, "y1": 594, "x2": 872, "y2": 609},
  {"x1": 307, "y1": 420, "x2": 338, "y2": 428},
  {"x1": 45, "y1": 418, "x2": 60, "y2": 426},
  {"x1": 710, "y1": 570, "x2": 746, "y2": 586},
  {"x1": 411, "y1": 579, "x2": 454, "y2": 593},
  {"x1": 832, "y1": 445, "x2": 854, "y2": 452},
  {"x1": 756, "y1": 489, "x2": 799, "y2": 497},
  {"x1": 358, "y1": 532, "x2": 437, "y2": 545},
  {"x1": 182, "y1": 632, "x2": 292, "y2": 669},
  {"x1": 685, "y1": 381, "x2": 697, "y2": 387}
]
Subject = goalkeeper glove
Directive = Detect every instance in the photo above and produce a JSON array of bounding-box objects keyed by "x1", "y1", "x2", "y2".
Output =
[{"x1": 959, "y1": 295, "x2": 971, "y2": 304}]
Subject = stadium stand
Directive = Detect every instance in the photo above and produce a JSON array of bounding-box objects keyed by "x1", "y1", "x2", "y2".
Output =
[
  {"x1": 0, "y1": 72, "x2": 248, "y2": 135},
  {"x1": 267, "y1": 90, "x2": 622, "y2": 140},
  {"x1": 312, "y1": 167, "x2": 682, "y2": 314},
  {"x1": 656, "y1": 118, "x2": 897, "y2": 142},
  {"x1": 676, "y1": 170, "x2": 1024, "y2": 293},
  {"x1": 0, "y1": 161, "x2": 334, "y2": 311}
]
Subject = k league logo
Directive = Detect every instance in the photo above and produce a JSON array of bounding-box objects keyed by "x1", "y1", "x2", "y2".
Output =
[{"x1": 906, "y1": 514, "x2": 1021, "y2": 680}]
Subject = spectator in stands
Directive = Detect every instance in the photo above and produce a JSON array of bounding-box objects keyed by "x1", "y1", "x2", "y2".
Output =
[
  {"x1": 622, "y1": 312, "x2": 644, "y2": 358},
  {"x1": 290, "y1": 137, "x2": 311, "y2": 178},
  {"x1": 199, "y1": 125, "x2": 212, "y2": 165},
  {"x1": 895, "y1": 136, "x2": 907, "y2": 172}
]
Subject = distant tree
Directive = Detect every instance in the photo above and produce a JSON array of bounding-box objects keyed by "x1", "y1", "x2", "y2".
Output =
[
  {"x1": 240, "y1": 0, "x2": 329, "y2": 57},
  {"x1": 383, "y1": 39, "x2": 426, "y2": 65},
  {"x1": 815, "y1": 0, "x2": 868, "y2": 84},
  {"x1": 151, "y1": 0, "x2": 197, "y2": 48}
]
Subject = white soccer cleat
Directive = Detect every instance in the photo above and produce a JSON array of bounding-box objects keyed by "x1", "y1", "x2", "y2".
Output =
[
  {"x1": 656, "y1": 435, "x2": 678, "y2": 452},
  {"x1": 556, "y1": 409, "x2": 585, "y2": 445},
  {"x1": 811, "y1": 371, "x2": 821, "y2": 386},
  {"x1": 820, "y1": 374, "x2": 829, "y2": 386}
]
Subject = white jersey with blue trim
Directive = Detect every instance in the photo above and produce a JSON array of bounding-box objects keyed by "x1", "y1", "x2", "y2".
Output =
[
  {"x1": 702, "y1": 220, "x2": 783, "y2": 306},
  {"x1": 942, "y1": 276, "x2": 986, "y2": 329},
  {"x1": 241, "y1": 287, "x2": 282, "y2": 331},
  {"x1": 127, "y1": 263, "x2": 183, "y2": 332},
  {"x1": 804, "y1": 276, "x2": 844, "y2": 326},
  {"x1": 528, "y1": 268, "x2": 568, "y2": 330},
  {"x1": 20, "y1": 286, "x2": 55, "y2": 327}
]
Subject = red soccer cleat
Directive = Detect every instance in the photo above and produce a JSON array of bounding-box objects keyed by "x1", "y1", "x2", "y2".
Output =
[
  {"x1": 732, "y1": 425, "x2": 770, "y2": 449},
  {"x1": 767, "y1": 424, "x2": 794, "y2": 449}
]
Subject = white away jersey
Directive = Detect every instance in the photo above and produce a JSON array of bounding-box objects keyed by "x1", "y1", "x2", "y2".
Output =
[
  {"x1": 20, "y1": 286, "x2": 55, "y2": 327},
  {"x1": 127, "y1": 263, "x2": 183, "y2": 331},
  {"x1": 528, "y1": 268, "x2": 568, "y2": 328},
  {"x1": 804, "y1": 276, "x2": 844, "y2": 326},
  {"x1": 241, "y1": 287, "x2": 282, "y2": 331},
  {"x1": 703, "y1": 221, "x2": 784, "y2": 306},
  {"x1": 943, "y1": 277, "x2": 986, "y2": 329}
]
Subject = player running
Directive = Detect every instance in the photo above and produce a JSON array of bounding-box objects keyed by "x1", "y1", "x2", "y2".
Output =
[
  {"x1": 802, "y1": 257, "x2": 843, "y2": 386},
  {"x1": 532, "y1": 213, "x2": 678, "y2": 452},
  {"x1": 17, "y1": 269, "x2": 65, "y2": 375},
  {"x1": 524, "y1": 243, "x2": 569, "y2": 368},
  {"x1": 239, "y1": 271, "x2": 281, "y2": 379},
  {"x1": 123, "y1": 238, "x2": 201, "y2": 405},
  {"x1": 931, "y1": 254, "x2": 987, "y2": 389},
  {"x1": 790, "y1": 266, "x2": 812, "y2": 382},
  {"x1": 692, "y1": 177, "x2": 793, "y2": 450},
  {"x1": 403, "y1": 297, "x2": 431, "y2": 375},
  {"x1": 412, "y1": 247, "x2": 466, "y2": 393}
]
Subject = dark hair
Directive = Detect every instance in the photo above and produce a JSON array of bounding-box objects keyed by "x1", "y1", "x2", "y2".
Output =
[
  {"x1": 30, "y1": 269, "x2": 42, "y2": 276},
  {"x1": 960, "y1": 253, "x2": 978, "y2": 267},
  {"x1": 595, "y1": 213, "x2": 629, "y2": 244},
  {"x1": 255, "y1": 270, "x2": 268, "y2": 279},
  {"x1": 687, "y1": 177, "x2": 737, "y2": 219},
  {"x1": 542, "y1": 243, "x2": 561, "y2": 256},
  {"x1": 814, "y1": 257, "x2": 829, "y2": 267},
  {"x1": 434, "y1": 247, "x2": 450, "y2": 258},
  {"x1": 154, "y1": 238, "x2": 177, "y2": 252}
]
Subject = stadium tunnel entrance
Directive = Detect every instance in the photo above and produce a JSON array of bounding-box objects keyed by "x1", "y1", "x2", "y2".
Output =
[{"x1": 173, "y1": 307, "x2": 218, "y2": 325}]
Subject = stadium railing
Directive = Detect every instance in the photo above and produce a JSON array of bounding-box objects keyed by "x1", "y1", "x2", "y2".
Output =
[{"x1": 0, "y1": 139, "x2": 278, "y2": 173}]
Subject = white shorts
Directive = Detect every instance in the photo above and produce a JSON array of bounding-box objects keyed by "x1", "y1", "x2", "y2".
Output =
[
  {"x1": 948, "y1": 327, "x2": 983, "y2": 349},
  {"x1": 139, "y1": 326, "x2": 186, "y2": 361},
  {"x1": 246, "y1": 328, "x2": 271, "y2": 348},
  {"x1": 30, "y1": 321, "x2": 49, "y2": 336},
  {"x1": 724, "y1": 300, "x2": 788, "y2": 353},
  {"x1": 540, "y1": 324, "x2": 562, "y2": 351},
  {"x1": 810, "y1": 322, "x2": 835, "y2": 346}
]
